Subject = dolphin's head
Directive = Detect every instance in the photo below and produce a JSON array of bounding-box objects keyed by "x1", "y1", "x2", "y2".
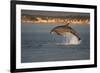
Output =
[{"x1": 50, "y1": 30, "x2": 56, "y2": 34}]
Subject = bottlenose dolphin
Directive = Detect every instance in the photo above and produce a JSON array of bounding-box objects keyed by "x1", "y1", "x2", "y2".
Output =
[{"x1": 50, "y1": 23, "x2": 81, "y2": 41}]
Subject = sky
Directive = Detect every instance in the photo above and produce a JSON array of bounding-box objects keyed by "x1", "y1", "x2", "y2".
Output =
[{"x1": 21, "y1": 10, "x2": 90, "y2": 17}]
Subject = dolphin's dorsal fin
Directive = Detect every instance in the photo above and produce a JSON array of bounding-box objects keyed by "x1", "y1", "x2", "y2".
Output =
[{"x1": 65, "y1": 23, "x2": 70, "y2": 27}]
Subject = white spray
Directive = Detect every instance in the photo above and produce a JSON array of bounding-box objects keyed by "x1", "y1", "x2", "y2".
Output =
[{"x1": 61, "y1": 32, "x2": 81, "y2": 45}]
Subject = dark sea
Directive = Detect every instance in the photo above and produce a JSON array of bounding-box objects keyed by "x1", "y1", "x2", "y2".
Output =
[{"x1": 21, "y1": 24, "x2": 90, "y2": 63}]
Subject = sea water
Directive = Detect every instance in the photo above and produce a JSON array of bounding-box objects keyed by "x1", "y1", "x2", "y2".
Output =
[{"x1": 21, "y1": 24, "x2": 90, "y2": 63}]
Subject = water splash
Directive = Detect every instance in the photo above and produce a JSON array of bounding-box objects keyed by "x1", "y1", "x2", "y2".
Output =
[
  {"x1": 56, "y1": 33, "x2": 81, "y2": 45},
  {"x1": 64, "y1": 36, "x2": 81, "y2": 45}
]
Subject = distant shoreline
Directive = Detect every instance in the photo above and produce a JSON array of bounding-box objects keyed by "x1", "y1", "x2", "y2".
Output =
[{"x1": 21, "y1": 22, "x2": 89, "y2": 25}]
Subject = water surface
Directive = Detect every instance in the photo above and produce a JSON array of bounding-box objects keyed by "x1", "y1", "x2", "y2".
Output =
[{"x1": 21, "y1": 24, "x2": 90, "y2": 63}]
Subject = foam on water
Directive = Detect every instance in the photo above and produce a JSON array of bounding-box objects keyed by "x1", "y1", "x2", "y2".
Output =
[{"x1": 55, "y1": 32, "x2": 81, "y2": 45}]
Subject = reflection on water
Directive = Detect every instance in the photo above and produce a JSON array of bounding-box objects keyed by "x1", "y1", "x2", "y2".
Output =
[{"x1": 21, "y1": 24, "x2": 90, "y2": 63}]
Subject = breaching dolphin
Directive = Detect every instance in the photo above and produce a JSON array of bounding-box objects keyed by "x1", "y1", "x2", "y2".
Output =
[{"x1": 50, "y1": 23, "x2": 81, "y2": 45}]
